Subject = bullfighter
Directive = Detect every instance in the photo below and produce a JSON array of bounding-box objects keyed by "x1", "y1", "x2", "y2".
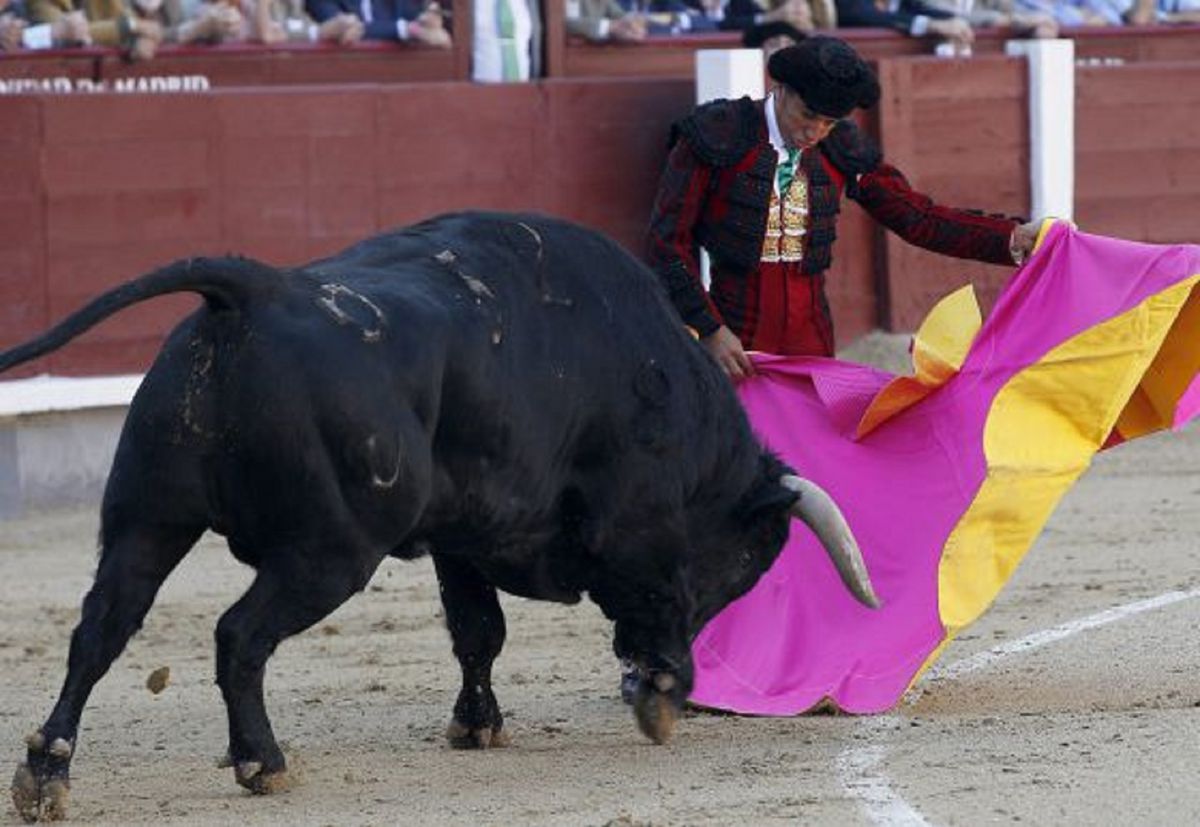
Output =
[{"x1": 645, "y1": 35, "x2": 1041, "y2": 379}]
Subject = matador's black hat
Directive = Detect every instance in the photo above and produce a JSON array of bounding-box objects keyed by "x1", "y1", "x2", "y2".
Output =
[{"x1": 767, "y1": 36, "x2": 881, "y2": 119}]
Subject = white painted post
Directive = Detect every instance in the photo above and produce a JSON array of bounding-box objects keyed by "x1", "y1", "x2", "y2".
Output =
[
  {"x1": 693, "y1": 50, "x2": 765, "y2": 287},
  {"x1": 1005, "y1": 39, "x2": 1075, "y2": 222},
  {"x1": 694, "y1": 48, "x2": 764, "y2": 105}
]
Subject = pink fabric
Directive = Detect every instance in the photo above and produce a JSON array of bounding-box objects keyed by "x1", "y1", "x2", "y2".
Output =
[
  {"x1": 1178, "y1": 375, "x2": 1200, "y2": 429},
  {"x1": 689, "y1": 224, "x2": 1200, "y2": 715}
]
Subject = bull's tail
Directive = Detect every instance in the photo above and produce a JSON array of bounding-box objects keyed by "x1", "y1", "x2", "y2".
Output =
[{"x1": 0, "y1": 256, "x2": 283, "y2": 375}]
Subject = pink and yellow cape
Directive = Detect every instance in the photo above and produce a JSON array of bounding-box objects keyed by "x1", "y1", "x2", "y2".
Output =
[{"x1": 690, "y1": 221, "x2": 1200, "y2": 715}]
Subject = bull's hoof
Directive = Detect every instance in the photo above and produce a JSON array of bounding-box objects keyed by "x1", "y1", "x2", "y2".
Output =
[
  {"x1": 446, "y1": 719, "x2": 511, "y2": 750},
  {"x1": 12, "y1": 732, "x2": 72, "y2": 823},
  {"x1": 633, "y1": 676, "x2": 680, "y2": 745},
  {"x1": 233, "y1": 761, "x2": 291, "y2": 795},
  {"x1": 11, "y1": 763, "x2": 69, "y2": 823}
]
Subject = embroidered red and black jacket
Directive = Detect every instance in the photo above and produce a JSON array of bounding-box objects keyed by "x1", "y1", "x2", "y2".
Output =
[{"x1": 645, "y1": 96, "x2": 1021, "y2": 354}]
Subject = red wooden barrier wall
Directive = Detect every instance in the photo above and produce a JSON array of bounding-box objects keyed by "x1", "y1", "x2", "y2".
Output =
[
  {"x1": 0, "y1": 79, "x2": 729, "y2": 376},
  {"x1": 873, "y1": 55, "x2": 1029, "y2": 331},
  {"x1": 1076, "y1": 61, "x2": 1200, "y2": 243}
]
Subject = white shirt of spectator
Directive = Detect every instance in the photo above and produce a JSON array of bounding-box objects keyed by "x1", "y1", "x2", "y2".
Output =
[
  {"x1": 474, "y1": 0, "x2": 532, "y2": 82},
  {"x1": 764, "y1": 92, "x2": 799, "y2": 196},
  {"x1": 22, "y1": 23, "x2": 54, "y2": 49}
]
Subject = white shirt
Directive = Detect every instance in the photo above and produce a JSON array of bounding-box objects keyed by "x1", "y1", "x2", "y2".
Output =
[{"x1": 473, "y1": 0, "x2": 532, "y2": 83}]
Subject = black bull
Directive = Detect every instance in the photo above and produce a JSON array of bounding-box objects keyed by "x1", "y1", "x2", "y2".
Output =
[{"x1": 4, "y1": 212, "x2": 878, "y2": 821}]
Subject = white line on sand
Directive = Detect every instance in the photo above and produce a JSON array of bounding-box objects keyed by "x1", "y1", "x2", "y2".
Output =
[
  {"x1": 836, "y1": 587, "x2": 1200, "y2": 827},
  {"x1": 837, "y1": 720, "x2": 934, "y2": 827}
]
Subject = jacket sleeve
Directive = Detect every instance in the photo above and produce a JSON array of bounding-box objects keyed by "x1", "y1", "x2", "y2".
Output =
[
  {"x1": 362, "y1": 17, "x2": 402, "y2": 39},
  {"x1": 645, "y1": 140, "x2": 725, "y2": 337},
  {"x1": 715, "y1": 0, "x2": 760, "y2": 30},
  {"x1": 851, "y1": 162, "x2": 1020, "y2": 265},
  {"x1": 305, "y1": 0, "x2": 344, "y2": 22},
  {"x1": 904, "y1": 0, "x2": 957, "y2": 18}
]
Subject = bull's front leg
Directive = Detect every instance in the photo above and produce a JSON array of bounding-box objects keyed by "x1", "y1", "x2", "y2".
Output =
[{"x1": 431, "y1": 554, "x2": 509, "y2": 749}]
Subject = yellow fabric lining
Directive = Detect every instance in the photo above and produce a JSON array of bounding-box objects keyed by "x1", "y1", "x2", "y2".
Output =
[
  {"x1": 856, "y1": 219, "x2": 1200, "y2": 698},
  {"x1": 935, "y1": 275, "x2": 1200, "y2": 642},
  {"x1": 1112, "y1": 285, "x2": 1200, "y2": 440},
  {"x1": 855, "y1": 285, "x2": 982, "y2": 439}
]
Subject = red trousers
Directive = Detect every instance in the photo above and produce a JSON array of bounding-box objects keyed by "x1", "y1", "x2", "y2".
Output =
[{"x1": 725, "y1": 262, "x2": 835, "y2": 357}]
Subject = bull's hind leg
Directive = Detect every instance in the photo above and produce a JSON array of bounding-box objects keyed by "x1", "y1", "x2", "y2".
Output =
[
  {"x1": 432, "y1": 555, "x2": 509, "y2": 749},
  {"x1": 12, "y1": 520, "x2": 203, "y2": 823},
  {"x1": 214, "y1": 550, "x2": 383, "y2": 794}
]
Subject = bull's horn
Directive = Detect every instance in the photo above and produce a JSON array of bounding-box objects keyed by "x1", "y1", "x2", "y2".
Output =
[{"x1": 780, "y1": 475, "x2": 881, "y2": 609}]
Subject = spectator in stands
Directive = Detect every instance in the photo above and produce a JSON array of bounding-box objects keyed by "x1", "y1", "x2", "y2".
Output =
[
  {"x1": 246, "y1": 0, "x2": 362, "y2": 42},
  {"x1": 686, "y1": 0, "x2": 829, "y2": 35},
  {"x1": 988, "y1": 0, "x2": 1144, "y2": 25},
  {"x1": 305, "y1": 0, "x2": 450, "y2": 47},
  {"x1": 625, "y1": 0, "x2": 721, "y2": 34},
  {"x1": 1, "y1": 0, "x2": 92, "y2": 48},
  {"x1": 741, "y1": 19, "x2": 807, "y2": 56},
  {"x1": 921, "y1": 0, "x2": 1058, "y2": 35},
  {"x1": 566, "y1": 0, "x2": 716, "y2": 40},
  {"x1": 644, "y1": 36, "x2": 1038, "y2": 377},
  {"x1": 0, "y1": 0, "x2": 29, "y2": 49},
  {"x1": 1127, "y1": 0, "x2": 1200, "y2": 21},
  {"x1": 0, "y1": 0, "x2": 20, "y2": 49},
  {"x1": 566, "y1": 0, "x2": 648, "y2": 41},
  {"x1": 834, "y1": 0, "x2": 974, "y2": 52},
  {"x1": 145, "y1": 0, "x2": 245, "y2": 44},
  {"x1": 28, "y1": 0, "x2": 146, "y2": 50},
  {"x1": 473, "y1": 0, "x2": 538, "y2": 81},
  {"x1": 30, "y1": 0, "x2": 242, "y2": 59},
  {"x1": 1037, "y1": 0, "x2": 1133, "y2": 23}
]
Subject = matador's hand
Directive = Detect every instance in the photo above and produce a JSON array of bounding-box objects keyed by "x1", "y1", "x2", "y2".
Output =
[
  {"x1": 1009, "y1": 220, "x2": 1042, "y2": 266},
  {"x1": 702, "y1": 326, "x2": 755, "y2": 382}
]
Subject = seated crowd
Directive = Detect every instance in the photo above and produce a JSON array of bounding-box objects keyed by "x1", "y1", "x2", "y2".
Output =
[
  {"x1": 567, "y1": 0, "x2": 1198, "y2": 52},
  {"x1": 0, "y1": 0, "x2": 1196, "y2": 61},
  {"x1": 0, "y1": 0, "x2": 449, "y2": 56}
]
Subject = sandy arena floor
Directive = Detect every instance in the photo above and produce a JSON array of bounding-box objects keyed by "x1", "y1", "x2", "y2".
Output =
[{"x1": 1, "y1": 420, "x2": 1197, "y2": 826}]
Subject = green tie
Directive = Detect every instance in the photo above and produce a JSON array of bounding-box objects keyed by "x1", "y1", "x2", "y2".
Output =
[
  {"x1": 496, "y1": 0, "x2": 520, "y2": 82},
  {"x1": 777, "y1": 148, "x2": 800, "y2": 195}
]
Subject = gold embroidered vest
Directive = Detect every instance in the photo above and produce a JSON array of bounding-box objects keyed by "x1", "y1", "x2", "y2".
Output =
[{"x1": 761, "y1": 167, "x2": 808, "y2": 264}]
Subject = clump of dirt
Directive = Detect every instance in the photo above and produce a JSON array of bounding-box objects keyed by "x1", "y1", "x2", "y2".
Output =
[{"x1": 146, "y1": 666, "x2": 171, "y2": 695}]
